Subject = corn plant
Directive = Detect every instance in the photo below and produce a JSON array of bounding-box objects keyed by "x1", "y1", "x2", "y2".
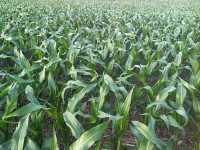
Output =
[{"x1": 0, "y1": 0, "x2": 200, "y2": 149}]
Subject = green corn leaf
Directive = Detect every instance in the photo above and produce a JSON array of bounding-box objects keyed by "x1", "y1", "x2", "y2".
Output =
[
  {"x1": 23, "y1": 138, "x2": 40, "y2": 150},
  {"x1": 25, "y1": 85, "x2": 40, "y2": 105},
  {"x1": 45, "y1": 57, "x2": 62, "y2": 69},
  {"x1": 69, "y1": 66, "x2": 77, "y2": 80},
  {"x1": 8, "y1": 83, "x2": 18, "y2": 103},
  {"x1": 176, "y1": 83, "x2": 186, "y2": 106},
  {"x1": 0, "y1": 120, "x2": 16, "y2": 126},
  {"x1": 74, "y1": 111, "x2": 91, "y2": 118},
  {"x1": 168, "y1": 115, "x2": 185, "y2": 136},
  {"x1": 48, "y1": 72, "x2": 57, "y2": 95},
  {"x1": 11, "y1": 114, "x2": 29, "y2": 150},
  {"x1": 191, "y1": 96, "x2": 200, "y2": 116},
  {"x1": 174, "y1": 52, "x2": 182, "y2": 66},
  {"x1": 107, "y1": 40, "x2": 114, "y2": 53},
  {"x1": 3, "y1": 94, "x2": 19, "y2": 119},
  {"x1": 63, "y1": 110, "x2": 85, "y2": 139},
  {"x1": 160, "y1": 115, "x2": 169, "y2": 130},
  {"x1": 132, "y1": 121, "x2": 167, "y2": 150},
  {"x1": 174, "y1": 26, "x2": 181, "y2": 37},
  {"x1": 61, "y1": 80, "x2": 86, "y2": 101},
  {"x1": 8, "y1": 74, "x2": 34, "y2": 84},
  {"x1": 51, "y1": 128, "x2": 59, "y2": 150},
  {"x1": 17, "y1": 50, "x2": 30, "y2": 68},
  {"x1": 121, "y1": 88, "x2": 134, "y2": 117},
  {"x1": 0, "y1": 85, "x2": 11, "y2": 98},
  {"x1": 97, "y1": 111, "x2": 123, "y2": 127},
  {"x1": 148, "y1": 117, "x2": 156, "y2": 133},
  {"x1": 69, "y1": 121, "x2": 109, "y2": 150},
  {"x1": 133, "y1": 88, "x2": 144, "y2": 101},
  {"x1": 143, "y1": 86, "x2": 153, "y2": 97},
  {"x1": 117, "y1": 74, "x2": 135, "y2": 86},
  {"x1": 146, "y1": 101, "x2": 173, "y2": 110},
  {"x1": 160, "y1": 63, "x2": 171, "y2": 82},
  {"x1": 18, "y1": 65, "x2": 41, "y2": 77},
  {"x1": 175, "y1": 107, "x2": 188, "y2": 127},
  {"x1": 147, "y1": 62, "x2": 157, "y2": 75},
  {"x1": 189, "y1": 57, "x2": 199, "y2": 75},
  {"x1": 104, "y1": 74, "x2": 118, "y2": 93},
  {"x1": 67, "y1": 83, "x2": 97, "y2": 113},
  {"x1": 130, "y1": 126, "x2": 143, "y2": 146},
  {"x1": 131, "y1": 73, "x2": 146, "y2": 86},
  {"x1": 107, "y1": 59, "x2": 115, "y2": 74},
  {"x1": 179, "y1": 77, "x2": 195, "y2": 95},
  {"x1": 41, "y1": 136, "x2": 52, "y2": 150},
  {"x1": 39, "y1": 67, "x2": 46, "y2": 83},
  {"x1": 5, "y1": 103, "x2": 46, "y2": 118},
  {"x1": 125, "y1": 55, "x2": 133, "y2": 71},
  {"x1": 91, "y1": 99, "x2": 98, "y2": 123},
  {"x1": 155, "y1": 85, "x2": 176, "y2": 101},
  {"x1": 98, "y1": 83, "x2": 109, "y2": 110},
  {"x1": 138, "y1": 138, "x2": 154, "y2": 150},
  {"x1": 192, "y1": 71, "x2": 200, "y2": 88}
]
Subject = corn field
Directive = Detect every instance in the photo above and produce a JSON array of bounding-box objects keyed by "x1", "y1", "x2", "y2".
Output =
[{"x1": 0, "y1": 0, "x2": 200, "y2": 149}]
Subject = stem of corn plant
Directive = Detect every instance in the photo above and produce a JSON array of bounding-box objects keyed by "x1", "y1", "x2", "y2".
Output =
[
  {"x1": 117, "y1": 137, "x2": 122, "y2": 150},
  {"x1": 173, "y1": 128, "x2": 180, "y2": 150},
  {"x1": 95, "y1": 137, "x2": 102, "y2": 150}
]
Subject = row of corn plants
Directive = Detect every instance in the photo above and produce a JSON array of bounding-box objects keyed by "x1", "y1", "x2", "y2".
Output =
[{"x1": 0, "y1": 0, "x2": 200, "y2": 149}]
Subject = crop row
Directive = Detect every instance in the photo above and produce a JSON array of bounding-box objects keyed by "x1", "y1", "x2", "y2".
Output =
[{"x1": 0, "y1": 0, "x2": 200, "y2": 149}]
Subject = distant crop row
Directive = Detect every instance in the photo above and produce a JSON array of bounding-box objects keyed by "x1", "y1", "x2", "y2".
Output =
[{"x1": 0, "y1": 0, "x2": 200, "y2": 149}]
